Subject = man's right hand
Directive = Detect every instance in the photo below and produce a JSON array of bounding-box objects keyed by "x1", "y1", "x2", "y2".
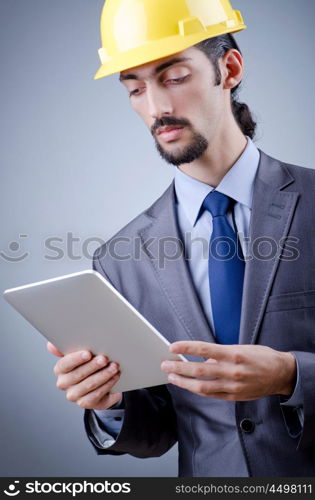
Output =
[{"x1": 47, "y1": 342, "x2": 122, "y2": 410}]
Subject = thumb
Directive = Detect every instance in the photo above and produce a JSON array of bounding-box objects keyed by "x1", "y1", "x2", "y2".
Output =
[{"x1": 47, "y1": 341, "x2": 64, "y2": 357}]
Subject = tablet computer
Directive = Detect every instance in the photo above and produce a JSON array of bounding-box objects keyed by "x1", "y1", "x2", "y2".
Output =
[{"x1": 3, "y1": 270, "x2": 186, "y2": 393}]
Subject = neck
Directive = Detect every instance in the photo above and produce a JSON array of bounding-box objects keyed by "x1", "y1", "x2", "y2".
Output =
[{"x1": 177, "y1": 119, "x2": 247, "y2": 187}]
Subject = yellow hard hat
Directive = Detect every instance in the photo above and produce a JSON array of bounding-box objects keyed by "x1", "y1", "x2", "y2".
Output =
[{"x1": 94, "y1": 0, "x2": 246, "y2": 80}]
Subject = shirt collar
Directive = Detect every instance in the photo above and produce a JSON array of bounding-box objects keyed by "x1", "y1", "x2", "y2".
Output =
[{"x1": 174, "y1": 137, "x2": 260, "y2": 227}]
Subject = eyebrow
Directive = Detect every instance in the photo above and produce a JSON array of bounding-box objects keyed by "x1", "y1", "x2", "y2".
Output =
[{"x1": 119, "y1": 57, "x2": 192, "y2": 82}]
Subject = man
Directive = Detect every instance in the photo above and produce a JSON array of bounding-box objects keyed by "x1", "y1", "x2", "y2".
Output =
[{"x1": 48, "y1": 0, "x2": 315, "y2": 476}]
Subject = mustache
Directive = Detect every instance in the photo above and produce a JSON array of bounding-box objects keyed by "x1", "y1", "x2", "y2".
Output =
[{"x1": 151, "y1": 116, "x2": 191, "y2": 136}]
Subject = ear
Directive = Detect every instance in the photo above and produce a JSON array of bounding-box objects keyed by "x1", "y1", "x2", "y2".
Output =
[{"x1": 220, "y1": 49, "x2": 244, "y2": 91}]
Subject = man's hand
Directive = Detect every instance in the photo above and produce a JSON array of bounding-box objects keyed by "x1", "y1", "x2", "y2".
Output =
[
  {"x1": 47, "y1": 342, "x2": 122, "y2": 410},
  {"x1": 161, "y1": 341, "x2": 297, "y2": 401}
]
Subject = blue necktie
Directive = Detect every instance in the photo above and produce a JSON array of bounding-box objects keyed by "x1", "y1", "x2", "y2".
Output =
[{"x1": 202, "y1": 191, "x2": 245, "y2": 344}]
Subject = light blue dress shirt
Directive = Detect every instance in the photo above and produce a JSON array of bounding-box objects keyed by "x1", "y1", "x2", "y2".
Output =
[
  {"x1": 89, "y1": 137, "x2": 303, "y2": 453},
  {"x1": 174, "y1": 137, "x2": 259, "y2": 331}
]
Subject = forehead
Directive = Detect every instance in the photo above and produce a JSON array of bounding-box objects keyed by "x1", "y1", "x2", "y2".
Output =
[{"x1": 119, "y1": 47, "x2": 203, "y2": 82}]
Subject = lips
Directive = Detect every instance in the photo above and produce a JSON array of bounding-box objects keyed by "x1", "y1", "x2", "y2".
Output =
[
  {"x1": 157, "y1": 126, "x2": 183, "y2": 135},
  {"x1": 157, "y1": 126, "x2": 184, "y2": 142}
]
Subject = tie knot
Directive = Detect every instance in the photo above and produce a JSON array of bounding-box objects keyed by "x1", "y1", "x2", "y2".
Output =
[{"x1": 202, "y1": 191, "x2": 234, "y2": 217}]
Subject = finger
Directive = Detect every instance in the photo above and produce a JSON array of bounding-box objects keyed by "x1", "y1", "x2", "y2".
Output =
[
  {"x1": 167, "y1": 373, "x2": 234, "y2": 396},
  {"x1": 76, "y1": 374, "x2": 121, "y2": 409},
  {"x1": 54, "y1": 350, "x2": 95, "y2": 376},
  {"x1": 56, "y1": 354, "x2": 112, "y2": 389},
  {"x1": 47, "y1": 342, "x2": 64, "y2": 357},
  {"x1": 169, "y1": 341, "x2": 234, "y2": 361},
  {"x1": 206, "y1": 358, "x2": 219, "y2": 364},
  {"x1": 161, "y1": 360, "x2": 227, "y2": 379},
  {"x1": 162, "y1": 360, "x2": 247, "y2": 384},
  {"x1": 66, "y1": 362, "x2": 119, "y2": 401}
]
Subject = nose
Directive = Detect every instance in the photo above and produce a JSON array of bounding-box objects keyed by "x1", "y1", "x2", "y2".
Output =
[{"x1": 146, "y1": 84, "x2": 174, "y2": 120}]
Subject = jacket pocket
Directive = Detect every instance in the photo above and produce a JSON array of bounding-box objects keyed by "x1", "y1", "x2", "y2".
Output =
[{"x1": 265, "y1": 290, "x2": 315, "y2": 313}]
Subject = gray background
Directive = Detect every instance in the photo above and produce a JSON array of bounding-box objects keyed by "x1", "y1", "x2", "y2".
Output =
[{"x1": 1, "y1": 0, "x2": 314, "y2": 477}]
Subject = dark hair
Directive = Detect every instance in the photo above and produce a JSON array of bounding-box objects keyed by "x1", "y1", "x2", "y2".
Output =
[{"x1": 194, "y1": 34, "x2": 257, "y2": 139}]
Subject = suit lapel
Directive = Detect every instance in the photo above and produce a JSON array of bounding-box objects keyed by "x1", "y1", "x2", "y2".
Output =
[
  {"x1": 239, "y1": 151, "x2": 300, "y2": 344},
  {"x1": 138, "y1": 182, "x2": 216, "y2": 344}
]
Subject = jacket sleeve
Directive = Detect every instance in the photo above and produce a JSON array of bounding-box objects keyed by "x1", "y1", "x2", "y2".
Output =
[
  {"x1": 84, "y1": 385, "x2": 178, "y2": 457},
  {"x1": 280, "y1": 351, "x2": 315, "y2": 450},
  {"x1": 83, "y1": 247, "x2": 178, "y2": 457}
]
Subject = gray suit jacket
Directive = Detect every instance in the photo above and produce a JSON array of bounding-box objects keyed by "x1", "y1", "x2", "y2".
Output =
[{"x1": 84, "y1": 150, "x2": 315, "y2": 476}]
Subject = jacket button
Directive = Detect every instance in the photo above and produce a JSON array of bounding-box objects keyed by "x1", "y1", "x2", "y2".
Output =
[{"x1": 240, "y1": 418, "x2": 255, "y2": 433}]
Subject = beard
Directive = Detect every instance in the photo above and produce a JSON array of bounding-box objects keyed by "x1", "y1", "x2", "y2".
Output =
[{"x1": 154, "y1": 130, "x2": 208, "y2": 166}]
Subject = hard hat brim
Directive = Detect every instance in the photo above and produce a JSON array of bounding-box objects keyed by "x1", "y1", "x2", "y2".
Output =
[{"x1": 94, "y1": 23, "x2": 246, "y2": 80}]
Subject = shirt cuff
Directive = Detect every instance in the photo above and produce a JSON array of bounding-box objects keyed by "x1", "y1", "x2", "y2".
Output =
[
  {"x1": 88, "y1": 409, "x2": 124, "y2": 448},
  {"x1": 280, "y1": 353, "x2": 303, "y2": 408},
  {"x1": 279, "y1": 353, "x2": 304, "y2": 427}
]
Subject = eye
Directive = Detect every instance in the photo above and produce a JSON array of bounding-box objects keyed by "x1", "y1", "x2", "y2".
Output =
[
  {"x1": 128, "y1": 74, "x2": 190, "y2": 97},
  {"x1": 129, "y1": 87, "x2": 144, "y2": 97},
  {"x1": 164, "y1": 75, "x2": 190, "y2": 85}
]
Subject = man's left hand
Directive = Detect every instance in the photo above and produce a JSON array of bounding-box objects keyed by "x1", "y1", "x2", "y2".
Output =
[{"x1": 161, "y1": 342, "x2": 297, "y2": 401}]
